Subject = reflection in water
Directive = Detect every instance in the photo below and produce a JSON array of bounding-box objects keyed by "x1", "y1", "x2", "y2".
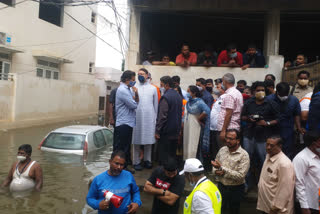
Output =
[{"x1": 0, "y1": 118, "x2": 114, "y2": 214}]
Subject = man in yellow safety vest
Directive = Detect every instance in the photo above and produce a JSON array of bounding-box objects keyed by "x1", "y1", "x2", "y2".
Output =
[{"x1": 180, "y1": 158, "x2": 222, "y2": 214}]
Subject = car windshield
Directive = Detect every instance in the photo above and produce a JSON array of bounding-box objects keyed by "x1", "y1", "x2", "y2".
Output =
[{"x1": 42, "y1": 133, "x2": 85, "y2": 150}]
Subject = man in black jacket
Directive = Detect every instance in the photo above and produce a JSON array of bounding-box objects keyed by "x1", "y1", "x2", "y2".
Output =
[{"x1": 155, "y1": 76, "x2": 182, "y2": 165}]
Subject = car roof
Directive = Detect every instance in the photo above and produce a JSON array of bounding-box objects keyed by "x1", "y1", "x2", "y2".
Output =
[{"x1": 51, "y1": 125, "x2": 106, "y2": 135}]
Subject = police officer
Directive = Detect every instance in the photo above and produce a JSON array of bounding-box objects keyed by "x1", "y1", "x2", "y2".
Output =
[{"x1": 180, "y1": 158, "x2": 222, "y2": 214}]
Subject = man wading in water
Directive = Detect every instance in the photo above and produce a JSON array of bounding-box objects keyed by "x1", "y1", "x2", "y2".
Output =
[{"x1": 1, "y1": 144, "x2": 43, "y2": 192}]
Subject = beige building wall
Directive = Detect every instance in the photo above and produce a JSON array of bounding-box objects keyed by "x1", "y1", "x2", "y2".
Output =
[
  {"x1": 0, "y1": 74, "x2": 99, "y2": 129},
  {"x1": 0, "y1": 80, "x2": 14, "y2": 121},
  {"x1": 0, "y1": 0, "x2": 97, "y2": 84}
]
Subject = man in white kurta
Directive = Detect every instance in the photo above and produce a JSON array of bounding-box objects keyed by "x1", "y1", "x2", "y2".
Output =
[{"x1": 132, "y1": 68, "x2": 158, "y2": 170}]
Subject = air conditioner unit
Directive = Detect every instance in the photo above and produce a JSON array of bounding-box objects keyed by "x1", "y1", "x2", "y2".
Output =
[{"x1": 0, "y1": 32, "x2": 12, "y2": 45}]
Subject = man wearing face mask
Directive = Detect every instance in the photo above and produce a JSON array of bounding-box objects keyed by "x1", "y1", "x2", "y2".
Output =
[
  {"x1": 210, "y1": 81, "x2": 226, "y2": 159},
  {"x1": 293, "y1": 131, "x2": 320, "y2": 214},
  {"x1": 155, "y1": 76, "x2": 182, "y2": 165},
  {"x1": 205, "y1": 78, "x2": 214, "y2": 95},
  {"x1": 212, "y1": 129, "x2": 250, "y2": 214},
  {"x1": 217, "y1": 44, "x2": 243, "y2": 67},
  {"x1": 144, "y1": 158, "x2": 185, "y2": 214},
  {"x1": 266, "y1": 82, "x2": 303, "y2": 159},
  {"x1": 196, "y1": 78, "x2": 214, "y2": 109},
  {"x1": 1, "y1": 144, "x2": 43, "y2": 192},
  {"x1": 132, "y1": 68, "x2": 158, "y2": 171},
  {"x1": 114, "y1": 70, "x2": 139, "y2": 173},
  {"x1": 241, "y1": 81, "x2": 280, "y2": 191},
  {"x1": 181, "y1": 158, "x2": 222, "y2": 214},
  {"x1": 290, "y1": 70, "x2": 313, "y2": 101}
]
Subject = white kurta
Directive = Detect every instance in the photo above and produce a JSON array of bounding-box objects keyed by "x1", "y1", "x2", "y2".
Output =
[
  {"x1": 132, "y1": 81, "x2": 158, "y2": 145},
  {"x1": 183, "y1": 113, "x2": 201, "y2": 159}
]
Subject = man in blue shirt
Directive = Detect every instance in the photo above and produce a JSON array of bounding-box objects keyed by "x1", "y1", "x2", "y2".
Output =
[
  {"x1": 267, "y1": 82, "x2": 304, "y2": 159},
  {"x1": 86, "y1": 151, "x2": 142, "y2": 214},
  {"x1": 196, "y1": 78, "x2": 214, "y2": 109},
  {"x1": 114, "y1": 70, "x2": 139, "y2": 171}
]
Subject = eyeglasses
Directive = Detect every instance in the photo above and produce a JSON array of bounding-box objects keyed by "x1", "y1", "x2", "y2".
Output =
[{"x1": 225, "y1": 137, "x2": 237, "y2": 141}]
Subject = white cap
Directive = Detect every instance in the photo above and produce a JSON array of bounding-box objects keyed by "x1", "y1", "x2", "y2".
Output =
[{"x1": 179, "y1": 158, "x2": 204, "y2": 175}]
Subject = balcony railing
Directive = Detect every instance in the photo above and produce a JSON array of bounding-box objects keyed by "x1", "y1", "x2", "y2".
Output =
[
  {"x1": 0, "y1": 73, "x2": 14, "y2": 81},
  {"x1": 282, "y1": 61, "x2": 320, "y2": 86}
]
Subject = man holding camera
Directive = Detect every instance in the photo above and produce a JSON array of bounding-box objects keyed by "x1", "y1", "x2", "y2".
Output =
[{"x1": 241, "y1": 81, "x2": 280, "y2": 191}]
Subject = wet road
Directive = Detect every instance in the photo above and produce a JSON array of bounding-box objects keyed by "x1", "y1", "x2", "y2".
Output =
[{"x1": 0, "y1": 118, "x2": 259, "y2": 214}]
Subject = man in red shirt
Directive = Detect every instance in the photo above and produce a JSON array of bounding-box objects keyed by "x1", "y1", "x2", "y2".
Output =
[
  {"x1": 175, "y1": 44, "x2": 197, "y2": 67},
  {"x1": 217, "y1": 44, "x2": 243, "y2": 67}
]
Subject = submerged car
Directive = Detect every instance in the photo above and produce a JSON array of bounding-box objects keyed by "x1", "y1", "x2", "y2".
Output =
[{"x1": 39, "y1": 125, "x2": 113, "y2": 155}]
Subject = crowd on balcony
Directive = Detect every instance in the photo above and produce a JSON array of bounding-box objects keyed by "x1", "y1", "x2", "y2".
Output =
[
  {"x1": 142, "y1": 43, "x2": 266, "y2": 70},
  {"x1": 86, "y1": 66, "x2": 320, "y2": 214}
]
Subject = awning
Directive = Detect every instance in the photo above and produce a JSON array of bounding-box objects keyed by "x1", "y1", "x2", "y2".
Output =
[
  {"x1": 32, "y1": 50, "x2": 73, "y2": 64},
  {"x1": 0, "y1": 44, "x2": 23, "y2": 53}
]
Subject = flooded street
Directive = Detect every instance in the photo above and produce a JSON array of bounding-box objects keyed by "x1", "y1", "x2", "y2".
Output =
[
  {"x1": 0, "y1": 118, "x2": 112, "y2": 214},
  {"x1": 0, "y1": 118, "x2": 259, "y2": 214}
]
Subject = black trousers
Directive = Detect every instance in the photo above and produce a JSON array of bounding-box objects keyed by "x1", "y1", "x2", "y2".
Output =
[
  {"x1": 114, "y1": 124, "x2": 133, "y2": 167},
  {"x1": 157, "y1": 134, "x2": 178, "y2": 165},
  {"x1": 218, "y1": 183, "x2": 244, "y2": 214}
]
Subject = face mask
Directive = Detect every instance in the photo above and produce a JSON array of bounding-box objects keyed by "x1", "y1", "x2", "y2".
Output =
[
  {"x1": 189, "y1": 181, "x2": 196, "y2": 187},
  {"x1": 221, "y1": 83, "x2": 226, "y2": 91},
  {"x1": 206, "y1": 87, "x2": 213, "y2": 93},
  {"x1": 197, "y1": 86, "x2": 203, "y2": 92},
  {"x1": 213, "y1": 88, "x2": 221, "y2": 96},
  {"x1": 160, "y1": 87, "x2": 165, "y2": 95},
  {"x1": 229, "y1": 52, "x2": 237, "y2": 58},
  {"x1": 138, "y1": 75, "x2": 145, "y2": 83},
  {"x1": 187, "y1": 93, "x2": 192, "y2": 99},
  {"x1": 129, "y1": 81, "x2": 136, "y2": 87},
  {"x1": 255, "y1": 91, "x2": 265, "y2": 100},
  {"x1": 17, "y1": 155, "x2": 26, "y2": 162},
  {"x1": 236, "y1": 87, "x2": 244, "y2": 93},
  {"x1": 298, "y1": 79, "x2": 309, "y2": 86},
  {"x1": 277, "y1": 95, "x2": 288, "y2": 102}
]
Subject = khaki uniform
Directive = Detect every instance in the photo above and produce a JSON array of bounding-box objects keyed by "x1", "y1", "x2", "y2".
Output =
[{"x1": 291, "y1": 84, "x2": 314, "y2": 101}]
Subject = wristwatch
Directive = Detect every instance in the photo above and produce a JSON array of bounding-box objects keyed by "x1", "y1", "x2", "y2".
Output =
[
  {"x1": 266, "y1": 121, "x2": 271, "y2": 126},
  {"x1": 163, "y1": 189, "x2": 166, "y2": 196}
]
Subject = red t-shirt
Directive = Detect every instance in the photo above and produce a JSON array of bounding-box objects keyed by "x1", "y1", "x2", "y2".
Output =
[
  {"x1": 175, "y1": 52, "x2": 197, "y2": 64},
  {"x1": 217, "y1": 50, "x2": 243, "y2": 66}
]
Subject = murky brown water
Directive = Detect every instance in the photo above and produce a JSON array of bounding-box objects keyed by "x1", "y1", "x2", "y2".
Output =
[
  {"x1": 0, "y1": 118, "x2": 259, "y2": 214},
  {"x1": 0, "y1": 118, "x2": 112, "y2": 214}
]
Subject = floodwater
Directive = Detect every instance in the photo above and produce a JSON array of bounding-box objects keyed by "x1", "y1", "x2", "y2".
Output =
[
  {"x1": 0, "y1": 118, "x2": 112, "y2": 214},
  {"x1": 0, "y1": 118, "x2": 259, "y2": 214}
]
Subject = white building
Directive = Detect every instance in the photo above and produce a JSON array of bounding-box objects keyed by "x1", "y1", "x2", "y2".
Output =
[{"x1": 0, "y1": 0, "x2": 100, "y2": 129}]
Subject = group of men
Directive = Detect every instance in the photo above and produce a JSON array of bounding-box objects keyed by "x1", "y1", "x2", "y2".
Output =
[
  {"x1": 86, "y1": 64, "x2": 319, "y2": 214},
  {"x1": 143, "y1": 43, "x2": 266, "y2": 69}
]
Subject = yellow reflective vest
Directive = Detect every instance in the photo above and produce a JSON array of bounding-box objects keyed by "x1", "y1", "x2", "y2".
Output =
[{"x1": 183, "y1": 179, "x2": 222, "y2": 214}]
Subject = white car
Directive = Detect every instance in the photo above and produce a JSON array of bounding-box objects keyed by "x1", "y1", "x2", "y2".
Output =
[{"x1": 39, "y1": 125, "x2": 113, "y2": 155}]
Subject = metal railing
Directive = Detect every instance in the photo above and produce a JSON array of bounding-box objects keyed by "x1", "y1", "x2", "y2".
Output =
[
  {"x1": 282, "y1": 61, "x2": 320, "y2": 86},
  {"x1": 0, "y1": 73, "x2": 14, "y2": 81}
]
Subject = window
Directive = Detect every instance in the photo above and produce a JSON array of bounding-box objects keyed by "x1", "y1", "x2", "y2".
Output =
[
  {"x1": 89, "y1": 62, "x2": 94, "y2": 73},
  {"x1": 0, "y1": 61, "x2": 10, "y2": 80},
  {"x1": 0, "y1": 0, "x2": 15, "y2": 6},
  {"x1": 93, "y1": 130, "x2": 106, "y2": 148},
  {"x1": 45, "y1": 70, "x2": 51, "y2": 79},
  {"x1": 36, "y1": 59, "x2": 60, "y2": 80},
  {"x1": 36, "y1": 68, "x2": 43, "y2": 77},
  {"x1": 101, "y1": 129, "x2": 113, "y2": 145},
  {"x1": 39, "y1": 0, "x2": 64, "y2": 27},
  {"x1": 42, "y1": 133, "x2": 85, "y2": 150},
  {"x1": 99, "y1": 96, "x2": 105, "y2": 110},
  {"x1": 53, "y1": 71, "x2": 59, "y2": 80},
  {"x1": 91, "y1": 12, "x2": 97, "y2": 24}
]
